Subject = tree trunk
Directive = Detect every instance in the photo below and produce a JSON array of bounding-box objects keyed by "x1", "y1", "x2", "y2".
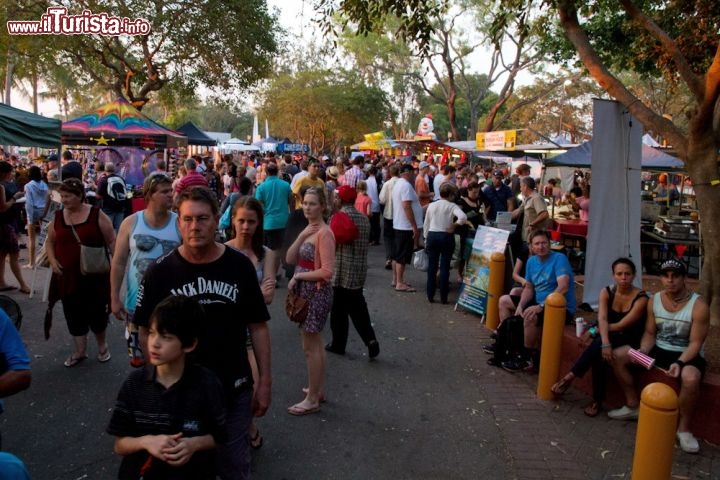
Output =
[
  {"x1": 4, "y1": 56, "x2": 14, "y2": 106},
  {"x1": 685, "y1": 133, "x2": 720, "y2": 325},
  {"x1": 684, "y1": 144, "x2": 720, "y2": 373},
  {"x1": 31, "y1": 70, "x2": 38, "y2": 114},
  {"x1": 446, "y1": 89, "x2": 459, "y2": 141}
]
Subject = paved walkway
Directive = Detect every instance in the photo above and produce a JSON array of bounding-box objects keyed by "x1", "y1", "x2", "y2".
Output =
[{"x1": 1, "y1": 243, "x2": 718, "y2": 479}]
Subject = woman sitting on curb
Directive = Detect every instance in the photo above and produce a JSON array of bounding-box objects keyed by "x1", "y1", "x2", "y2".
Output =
[{"x1": 551, "y1": 257, "x2": 648, "y2": 416}]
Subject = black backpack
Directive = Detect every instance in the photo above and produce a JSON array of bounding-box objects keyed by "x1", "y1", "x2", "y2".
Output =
[
  {"x1": 103, "y1": 174, "x2": 127, "y2": 210},
  {"x1": 490, "y1": 315, "x2": 525, "y2": 363}
]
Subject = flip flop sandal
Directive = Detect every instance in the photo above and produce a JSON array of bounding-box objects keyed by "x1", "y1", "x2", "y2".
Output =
[
  {"x1": 584, "y1": 401, "x2": 601, "y2": 417},
  {"x1": 64, "y1": 355, "x2": 88, "y2": 368},
  {"x1": 250, "y1": 429, "x2": 264, "y2": 449},
  {"x1": 302, "y1": 387, "x2": 327, "y2": 403},
  {"x1": 395, "y1": 286, "x2": 416, "y2": 293},
  {"x1": 97, "y1": 349, "x2": 112, "y2": 363},
  {"x1": 287, "y1": 403, "x2": 321, "y2": 416},
  {"x1": 551, "y1": 376, "x2": 573, "y2": 395}
]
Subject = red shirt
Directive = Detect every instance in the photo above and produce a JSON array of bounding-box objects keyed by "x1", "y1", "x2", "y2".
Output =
[{"x1": 354, "y1": 194, "x2": 372, "y2": 217}]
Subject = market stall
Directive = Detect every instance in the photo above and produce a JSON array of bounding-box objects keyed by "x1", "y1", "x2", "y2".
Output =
[
  {"x1": 62, "y1": 98, "x2": 187, "y2": 187},
  {"x1": 544, "y1": 137, "x2": 698, "y2": 277}
]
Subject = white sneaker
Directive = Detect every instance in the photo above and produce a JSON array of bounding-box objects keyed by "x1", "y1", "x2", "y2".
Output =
[
  {"x1": 607, "y1": 405, "x2": 639, "y2": 420},
  {"x1": 676, "y1": 431, "x2": 700, "y2": 453}
]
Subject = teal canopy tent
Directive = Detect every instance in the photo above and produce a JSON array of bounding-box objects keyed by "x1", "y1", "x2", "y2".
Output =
[{"x1": 0, "y1": 103, "x2": 62, "y2": 147}]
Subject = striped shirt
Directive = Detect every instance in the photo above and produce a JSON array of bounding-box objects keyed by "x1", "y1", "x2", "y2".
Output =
[{"x1": 344, "y1": 165, "x2": 365, "y2": 188}]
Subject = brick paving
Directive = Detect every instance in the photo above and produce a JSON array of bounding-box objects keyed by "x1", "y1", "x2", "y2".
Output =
[
  {"x1": 435, "y1": 289, "x2": 720, "y2": 480},
  {"x1": 2, "y1": 241, "x2": 720, "y2": 479}
]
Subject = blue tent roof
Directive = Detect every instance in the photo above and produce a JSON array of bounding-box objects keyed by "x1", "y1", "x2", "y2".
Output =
[{"x1": 545, "y1": 140, "x2": 684, "y2": 170}]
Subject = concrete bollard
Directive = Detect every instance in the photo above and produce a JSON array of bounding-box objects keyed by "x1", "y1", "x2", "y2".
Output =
[
  {"x1": 485, "y1": 252, "x2": 505, "y2": 331},
  {"x1": 632, "y1": 383, "x2": 678, "y2": 480},
  {"x1": 537, "y1": 292, "x2": 566, "y2": 400}
]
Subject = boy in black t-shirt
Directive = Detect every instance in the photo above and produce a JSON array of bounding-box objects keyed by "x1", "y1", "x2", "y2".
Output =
[{"x1": 107, "y1": 296, "x2": 226, "y2": 480}]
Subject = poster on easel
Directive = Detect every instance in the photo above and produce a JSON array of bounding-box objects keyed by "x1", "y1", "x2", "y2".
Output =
[{"x1": 456, "y1": 226, "x2": 510, "y2": 315}]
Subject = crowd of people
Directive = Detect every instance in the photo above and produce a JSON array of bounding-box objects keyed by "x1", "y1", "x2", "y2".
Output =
[{"x1": 0, "y1": 147, "x2": 711, "y2": 478}]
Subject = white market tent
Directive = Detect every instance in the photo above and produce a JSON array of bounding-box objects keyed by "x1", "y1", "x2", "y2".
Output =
[{"x1": 219, "y1": 138, "x2": 260, "y2": 153}]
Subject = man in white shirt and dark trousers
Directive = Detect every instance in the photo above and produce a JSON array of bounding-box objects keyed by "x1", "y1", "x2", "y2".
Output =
[
  {"x1": 423, "y1": 182, "x2": 466, "y2": 303},
  {"x1": 378, "y1": 164, "x2": 399, "y2": 270},
  {"x1": 390, "y1": 163, "x2": 423, "y2": 293}
]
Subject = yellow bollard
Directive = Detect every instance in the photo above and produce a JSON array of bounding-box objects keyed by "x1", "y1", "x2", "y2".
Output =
[
  {"x1": 485, "y1": 252, "x2": 505, "y2": 331},
  {"x1": 632, "y1": 383, "x2": 678, "y2": 480},
  {"x1": 536, "y1": 292, "x2": 566, "y2": 400}
]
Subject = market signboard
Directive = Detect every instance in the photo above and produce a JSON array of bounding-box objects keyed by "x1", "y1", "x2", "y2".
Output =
[{"x1": 476, "y1": 130, "x2": 516, "y2": 151}]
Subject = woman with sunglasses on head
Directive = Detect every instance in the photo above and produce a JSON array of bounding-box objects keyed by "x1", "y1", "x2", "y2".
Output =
[
  {"x1": 46, "y1": 178, "x2": 116, "y2": 367},
  {"x1": 285, "y1": 187, "x2": 335, "y2": 416}
]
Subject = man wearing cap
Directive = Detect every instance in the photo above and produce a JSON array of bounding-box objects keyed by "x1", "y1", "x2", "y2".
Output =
[
  {"x1": 391, "y1": 163, "x2": 423, "y2": 292},
  {"x1": 609, "y1": 259, "x2": 709, "y2": 453},
  {"x1": 44, "y1": 154, "x2": 60, "y2": 182},
  {"x1": 483, "y1": 169, "x2": 514, "y2": 221},
  {"x1": 325, "y1": 185, "x2": 380, "y2": 358},
  {"x1": 415, "y1": 161, "x2": 433, "y2": 208}
]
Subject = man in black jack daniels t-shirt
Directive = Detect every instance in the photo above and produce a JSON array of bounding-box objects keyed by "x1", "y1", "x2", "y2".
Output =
[{"x1": 134, "y1": 186, "x2": 271, "y2": 480}]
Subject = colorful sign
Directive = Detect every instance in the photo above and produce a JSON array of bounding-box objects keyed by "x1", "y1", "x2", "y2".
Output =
[
  {"x1": 360, "y1": 131, "x2": 394, "y2": 149},
  {"x1": 277, "y1": 143, "x2": 309, "y2": 153},
  {"x1": 476, "y1": 130, "x2": 516, "y2": 151},
  {"x1": 457, "y1": 226, "x2": 510, "y2": 315}
]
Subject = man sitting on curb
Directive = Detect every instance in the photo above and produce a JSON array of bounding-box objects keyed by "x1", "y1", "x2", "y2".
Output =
[
  {"x1": 608, "y1": 259, "x2": 708, "y2": 454},
  {"x1": 497, "y1": 230, "x2": 576, "y2": 372}
]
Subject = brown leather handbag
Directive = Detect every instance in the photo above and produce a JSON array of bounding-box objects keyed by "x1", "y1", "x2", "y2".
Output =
[{"x1": 285, "y1": 290, "x2": 309, "y2": 323}]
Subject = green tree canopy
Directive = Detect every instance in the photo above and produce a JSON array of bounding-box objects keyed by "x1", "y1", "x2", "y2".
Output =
[
  {"x1": 3, "y1": 0, "x2": 280, "y2": 110},
  {"x1": 258, "y1": 69, "x2": 392, "y2": 155}
]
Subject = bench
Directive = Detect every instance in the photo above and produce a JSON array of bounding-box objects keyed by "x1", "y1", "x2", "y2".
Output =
[{"x1": 559, "y1": 326, "x2": 720, "y2": 444}]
